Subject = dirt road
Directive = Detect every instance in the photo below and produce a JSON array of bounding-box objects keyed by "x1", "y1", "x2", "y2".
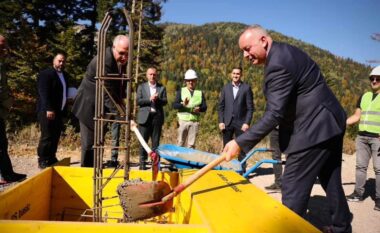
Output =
[{"x1": 3, "y1": 147, "x2": 379, "y2": 233}]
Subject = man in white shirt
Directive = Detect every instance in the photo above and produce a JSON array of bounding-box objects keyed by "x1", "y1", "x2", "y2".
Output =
[
  {"x1": 36, "y1": 53, "x2": 69, "y2": 169},
  {"x1": 136, "y1": 67, "x2": 167, "y2": 170}
]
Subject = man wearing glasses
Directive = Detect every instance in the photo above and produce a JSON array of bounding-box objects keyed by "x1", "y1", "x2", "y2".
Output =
[
  {"x1": 346, "y1": 65, "x2": 380, "y2": 212},
  {"x1": 72, "y1": 35, "x2": 129, "y2": 167}
]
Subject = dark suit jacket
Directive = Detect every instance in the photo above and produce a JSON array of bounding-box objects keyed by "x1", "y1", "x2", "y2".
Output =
[
  {"x1": 136, "y1": 82, "x2": 167, "y2": 125},
  {"x1": 72, "y1": 47, "x2": 125, "y2": 129},
  {"x1": 236, "y1": 42, "x2": 346, "y2": 154},
  {"x1": 37, "y1": 67, "x2": 69, "y2": 113},
  {"x1": 218, "y1": 81, "x2": 254, "y2": 127}
]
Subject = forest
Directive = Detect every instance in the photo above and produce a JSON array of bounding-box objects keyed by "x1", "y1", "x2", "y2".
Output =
[{"x1": 0, "y1": 0, "x2": 372, "y2": 153}]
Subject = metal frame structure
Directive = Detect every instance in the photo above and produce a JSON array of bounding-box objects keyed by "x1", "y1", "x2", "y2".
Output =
[{"x1": 92, "y1": 9, "x2": 134, "y2": 222}]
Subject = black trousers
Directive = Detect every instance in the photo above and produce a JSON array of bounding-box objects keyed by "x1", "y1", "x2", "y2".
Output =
[
  {"x1": 37, "y1": 111, "x2": 63, "y2": 163},
  {"x1": 0, "y1": 118, "x2": 13, "y2": 176},
  {"x1": 282, "y1": 134, "x2": 352, "y2": 233},
  {"x1": 138, "y1": 113, "x2": 162, "y2": 164},
  {"x1": 222, "y1": 120, "x2": 246, "y2": 168},
  {"x1": 80, "y1": 121, "x2": 109, "y2": 167},
  {"x1": 79, "y1": 122, "x2": 95, "y2": 167},
  {"x1": 269, "y1": 128, "x2": 282, "y2": 185}
]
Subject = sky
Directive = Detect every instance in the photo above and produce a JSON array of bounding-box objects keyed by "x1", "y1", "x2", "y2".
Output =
[{"x1": 159, "y1": 0, "x2": 380, "y2": 66}]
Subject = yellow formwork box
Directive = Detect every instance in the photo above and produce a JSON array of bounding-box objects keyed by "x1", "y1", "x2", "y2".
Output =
[{"x1": 0, "y1": 166, "x2": 321, "y2": 233}]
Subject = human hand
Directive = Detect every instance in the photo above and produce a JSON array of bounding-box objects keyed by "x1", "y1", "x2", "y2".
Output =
[
  {"x1": 46, "y1": 111, "x2": 55, "y2": 120},
  {"x1": 183, "y1": 97, "x2": 189, "y2": 106},
  {"x1": 241, "y1": 123, "x2": 249, "y2": 132},
  {"x1": 150, "y1": 92, "x2": 158, "y2": 102},
  {"x1": 222, "y1": 140, "x2": 241, "y2": 161},
  {"x1": 219, "y1": 123, "x2": 225, "y2": 131}
]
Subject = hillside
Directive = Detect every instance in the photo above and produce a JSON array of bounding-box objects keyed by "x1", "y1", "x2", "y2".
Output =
[
  {"x1": 158, "y1": 22, "x2": 372, "y2": 139},
  {"x1": 4, "y1": 22, "x2": 372, "y2": 151}
]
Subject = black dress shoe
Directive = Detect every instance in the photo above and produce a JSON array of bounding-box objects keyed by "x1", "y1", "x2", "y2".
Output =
[
  {"x1": 38, "y1": 160, "x2": 49, "y2": 169},
  {"x1": 3, "y1": 172, "x2": 27, "y2": 183},
  {"x1": 104, "y1": 160, "x2": 119, "y2": 168},
  {"x1": 48, "y1": 157, "x2": 58, "y2": 165},
  {"x1": 139, "y1": 162, "x2": 147, "y2": 170}
]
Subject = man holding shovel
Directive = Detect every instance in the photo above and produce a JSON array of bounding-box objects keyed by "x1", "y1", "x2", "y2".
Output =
[
  {"x1": 222, "y1": 25, "x2": 351, "y2": 233},
  {"x1": 72, "y1": 35, "x2": 129, "y2": 167}
]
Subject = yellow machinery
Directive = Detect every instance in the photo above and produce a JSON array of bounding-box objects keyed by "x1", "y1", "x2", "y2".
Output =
[{"x1": 0, "y1": 166, "x2": 321, "y2": 233}]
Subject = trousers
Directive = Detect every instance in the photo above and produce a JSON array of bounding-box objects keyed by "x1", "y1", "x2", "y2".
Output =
[
  {"x1": 281, "y1": 134, "x2": 351, "y2": 233},
  {"x1": 354, "y1": 135, "x2": 380, "y2": 199}
]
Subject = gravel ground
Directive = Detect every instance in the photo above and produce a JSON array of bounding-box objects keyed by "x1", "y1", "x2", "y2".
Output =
[{"x1": 1, "y1": 145, "x2": 379, "y2": 233}]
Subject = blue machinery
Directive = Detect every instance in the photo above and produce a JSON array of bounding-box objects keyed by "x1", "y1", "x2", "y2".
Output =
[{"x1": 156, "y1": 144, "x2": 283, "y2": 178}]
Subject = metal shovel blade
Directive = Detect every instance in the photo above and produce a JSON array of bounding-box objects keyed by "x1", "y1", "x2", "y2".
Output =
[{"x1": 117, "y1": 179, "x2": 173, "y2": 221}]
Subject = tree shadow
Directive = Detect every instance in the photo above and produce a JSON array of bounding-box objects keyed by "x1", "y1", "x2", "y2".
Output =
[
  {"x1": 245, "y1": 167, "x2": 276, "y2": 178},
  {"x1": 305, "y1": 178, "x2": 375, "y2": 229}
]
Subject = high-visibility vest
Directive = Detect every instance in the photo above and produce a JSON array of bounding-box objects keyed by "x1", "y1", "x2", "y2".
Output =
[
  {"x1": 359, "y1": 91, "x2": 380, "y2": 134},
  {"x1": 177, "y1": 87, "x2": 202, "y2": 122}
]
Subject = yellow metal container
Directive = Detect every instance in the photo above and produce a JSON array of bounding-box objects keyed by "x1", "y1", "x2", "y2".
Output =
[{"x1": 0, "y1": 167, "x2": 320, "y2": 233}]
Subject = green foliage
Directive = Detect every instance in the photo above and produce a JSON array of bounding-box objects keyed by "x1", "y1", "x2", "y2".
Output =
[
  {"x1": 160, "y1": 22, "x2": 371, "y2": 140},
  {"x1": 0, "y1": 0, "x2": 371, "y2": 146}
]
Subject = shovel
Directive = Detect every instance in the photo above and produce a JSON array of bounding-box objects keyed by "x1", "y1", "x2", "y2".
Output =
[
  {"x1": 130, "y1": 121, "x2": 160, "y2": 181},
  {"x1": 118, "y1": 153, "x2": 226, "y2": 221}
]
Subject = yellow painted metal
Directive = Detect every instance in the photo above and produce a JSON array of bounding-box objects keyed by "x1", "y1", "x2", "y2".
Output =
[
  {"x1": 0, "y1": 220, "x2": 208, "y2": 233},
  {"x1": 178, "y1": 169, "x2": 321, "y2": 233},
  {"x1": 0, "y1": 166, "x2": 321, "y2": 233},
  {"x1": 0, "y1": 168, "x2": 52, "y2": 220}
]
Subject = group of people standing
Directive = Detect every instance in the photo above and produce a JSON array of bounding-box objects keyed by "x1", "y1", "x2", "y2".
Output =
[{"x1": 2, "y1": 23, "x2": 380, "y2": 232}]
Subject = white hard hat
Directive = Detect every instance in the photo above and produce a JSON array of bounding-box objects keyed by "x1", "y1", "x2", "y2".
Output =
[
  {"x1": 184, "y1": 69, "x2": 198, "y2": 80},
  {"x1": 370, "y1": 65, "x2": 380, "y2": 76}
]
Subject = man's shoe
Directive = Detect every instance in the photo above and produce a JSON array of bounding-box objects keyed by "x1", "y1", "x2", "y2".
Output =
[
  {"x1": 105, "y1": 160, "x2": 119, "y2": 168},
  {"x1": 3, "y1": 172, "x2": 27, "y2": 183},
  {"x1": 374, "y1": 199, "x2": 380, "y2": 211},
  {"x1": 139, "y1": 162, "x2": 148, "y2": 170},
  {"x1": 346, "y1": 191, "x2": 363, "y2": 202},
  {"x1": 48, "y1": 157, "x2": 58, "y2": 166},
  {"x1": 265, "y1": 183, "x2": 281, "y2": 190},
  {"x1": 38, "y1": 160, "x2": 49, "y2": 169}
]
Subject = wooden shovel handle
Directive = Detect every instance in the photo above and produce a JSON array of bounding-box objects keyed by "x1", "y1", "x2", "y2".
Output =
[
  {"x1": 130, "y1": 120, "x2": 152, "y2": 154},
  {"x1": 162, "y1": 153, "x2": 227, "y2": 202}
]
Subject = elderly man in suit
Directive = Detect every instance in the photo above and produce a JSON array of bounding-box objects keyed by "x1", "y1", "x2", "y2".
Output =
[
  {"x1": 37, "y1": 53, "x2": 69, "y2": 169},
  {"x1": 218, "y1": 67, "x2": 253, "y2": 171},
  {"x1": 136, "y1": 67, "x2": 167, "y2": 170},
  {"x1": 72, "y1": 35, "x2": 129, "y2": 167},
  {"x1": 222, "y1": 25, "x2": 351, "y2": 233},
  {"x1": 0, "y1": 34, "x2": 26, "y2": 183}
]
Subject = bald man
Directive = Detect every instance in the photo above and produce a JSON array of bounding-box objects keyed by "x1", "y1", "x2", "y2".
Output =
[
  {"x1": 37, "y1": 53, "x2": 70, "y2": 169},
  {"x1": 0, "y1": 35, "x2": 26, "y2": 183},
  {"x1": 72, "y1": 35, "x2": 129, "y2": 167},
  {"x1": 222, "y1": 25, "x2": 351, "y2": 233}
]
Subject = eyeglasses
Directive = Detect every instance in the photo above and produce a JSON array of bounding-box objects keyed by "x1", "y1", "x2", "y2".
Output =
[{"x1": 369, "y1": 77, "x2": 380, "y2": 82}]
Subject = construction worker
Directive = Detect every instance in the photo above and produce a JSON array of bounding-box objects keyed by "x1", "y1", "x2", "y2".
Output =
[
  {"x1": 346, "y1": 65, "x2": 380, "y2": 211},
  {"x1": 173, "y1": 69, "x2": 207, "y2": 148}
]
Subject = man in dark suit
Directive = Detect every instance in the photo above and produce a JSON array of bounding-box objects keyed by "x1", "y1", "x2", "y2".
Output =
[
  {"x1": 136, "y1": 67, "x2": 167, "y2": 170},
  {"x1": 218, "y1": 67, "x2": 253, "y2": 170},
  {"x1": 0, "y1": 34, "x2": 26, "y2": 183},
  {"x1": 37, "y1": 53, "x2": 69, "y2": 169},
  {"x1": 223, "y1": 25, "x2": 351, "y2": 233},
  {"x1": 72, "y1": 35, "x2": 129, "y2": 167}
]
